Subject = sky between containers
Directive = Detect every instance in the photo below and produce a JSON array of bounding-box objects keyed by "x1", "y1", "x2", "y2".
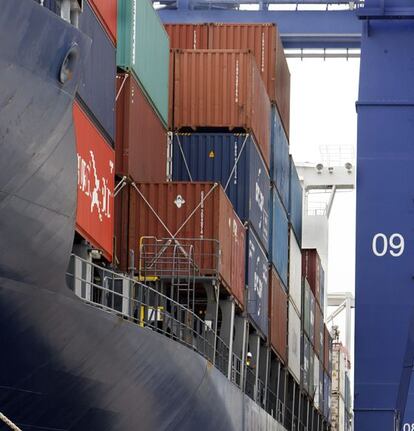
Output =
[{"x1": 287, "y1": 57, "x2": 359, "y2": 388}]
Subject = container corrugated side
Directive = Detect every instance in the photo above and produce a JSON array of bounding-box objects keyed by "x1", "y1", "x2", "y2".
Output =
[
  {"x1": 164, "y1": 24, "x2": 209, "y2": 49},
  {"x1": 170, "y1": 50, "x2": 271, "y2": 170},
  {"x1": 208, "y1": 23, "x2": 290, "y2": 137},
  {"x1": 122, "y1": 182, "x2": 245, "y2": 306},
  {"x1": 303, "y1": 278, "x2": 315, "y2": 346},
  {"x1": 117, "y1": 0, "x2": 169, "y2": 126},
  {"x1": 314, "y1": 354, "x2": 320, "y2": 410},
  {"x1": 89, "y1": 0, "x2": 117, "y2": 44},
  {"x1": 289, "y1": 227, "x2": 302, "y2": 315},
  {"x1": 331, "y1": 393, "x2": 345, "y2": 431},
  {"x1": 320, "y1": 365, "x2": 324, "y2": 413},
  {"x1": 269, "y1": 266, "x2": 287, "y2": 363},
  {"x1": 323, "y1": 372, "x2": 332, "y2": 420},
  {"x1": 309, "y1": 348, "x2": 314, "y2": 399},
  {"x1": 78, "y1": 0, "x2": 116, "y2": 142},
  {"x1": 116, "y1": 73, "x2": 167, "y2": 182},
  {"x1": 247, "y1": 229, "x2": 269, "y2": 337},
  {"x1": 270, "y1": 187, "x2": 289, "y2": 287},
  {"x1": 74, "y1": 102, "x2": 114, "y2": 261},
  {"x1": 302, "y1": 334, "x2": 311, "y2": 394},
  {"x1": 324, "y1": 324, "x2": 332, "y2": 373},
  {"x1": 275, "y1": 34, "x2": 291, "y2": 138},
  {"x1": 271, "y1": 106, "x2": 290, "y2": 211},
  {"x1": 289, "y1": 156, "x2": 303, "y2": 245},
  {"x1": 303, "y1": 278, "x2": 310, "y2": 336},
  {"x1": 302, "y1": 248, "x2": 321, "y2": 305},
  {"x1": 320, "y1": 264, "x2": 326, "y2": 310},
  {"x1": 288, "y1": 298, "x2": 301, "y2": 383},
  {"x1": 314, "y1": 304, "x2": 322, "y2": 357},
  {"x1": 172, "y1": 133, "x2": 270, "y2": 251}
]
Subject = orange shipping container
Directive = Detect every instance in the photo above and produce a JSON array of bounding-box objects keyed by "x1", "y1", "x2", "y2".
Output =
[
  {"x1": 116, "y1": 73, "x2": 167, "y2": 182},
  {"x1": 88, "y1": 0, "x2": 117, "y2": 44},
  {"x1": 170, "y1": 50, "x2": 271, "y2": 170},
  {"x1": 119, "y1": 182, "x2": 246, "y2": 307},
  {"x1": 164, "y1": 23, "x2": 209, "y2": 49},
  {"x1": 269, "y1": 267, "x2": 288, "y2": 363},
  {"x1": 74, "y1": 102, "x2": 115, "y2": 261},
  {"x1": 166, "y1": 23, "x2": 290, "y2": 137}
]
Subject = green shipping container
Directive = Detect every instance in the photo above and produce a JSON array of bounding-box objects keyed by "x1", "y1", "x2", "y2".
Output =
[{"x1": 117, "y1": 0, "x2": 169, "y2": 126}]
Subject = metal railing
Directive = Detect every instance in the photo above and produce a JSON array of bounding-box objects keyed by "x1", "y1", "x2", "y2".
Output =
[
  {"x1": 67, "y1": 254, "x2": 227, "y2": 367},
  {"x1": 67, "y1": 254, "x2": 319, "y2": 431},
  {"x1": 139, "y1": 237, "x2": 221, "y2": 280}
]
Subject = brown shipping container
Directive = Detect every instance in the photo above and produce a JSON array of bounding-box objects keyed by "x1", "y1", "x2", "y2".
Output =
[
  {"x1": 208, "y1": 23, "x2": 290, "y2": 137},
  {"x1": 170, "y1": 50, "x2": 271, "y2": 170},
  {"x1": 116, "y1": 73, "x2": 167, "y2": 182},
  {"x1": 164, "y1": 24, "x2": 209, "y2": 49},
  {"x1": 121, "y1": 182, "x2": 246, "y2": 307},
  {"x1": 269, "y1": 267, "x2": 288, "y2": 363},
  {"x1": 302, "y1": 249, "x2": 321, "y2": 304}
]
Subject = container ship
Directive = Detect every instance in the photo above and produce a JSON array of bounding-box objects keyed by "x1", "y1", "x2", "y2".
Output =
[{"x1": 0, "y1": 0, "x2": 334, "y2": 430}]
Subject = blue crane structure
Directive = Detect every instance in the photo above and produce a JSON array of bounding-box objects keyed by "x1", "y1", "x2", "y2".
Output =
[{"x1": 156, "y1": 1, "x2": 414, "y2": 430}]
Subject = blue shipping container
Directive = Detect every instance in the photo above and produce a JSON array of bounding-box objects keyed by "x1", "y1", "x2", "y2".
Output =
[
  {"x1": 271, "y1": 106, "x2": 290, "y2": 212},
  {"x1": 289, "y1": 156, "x2": 303, "y2": 246},
  {"x1": 323, "y1": 372, "x2": 331, "y2": 420},
  {"x1": 78, "y1": 0, "x2": 116, "y2": 142},
  {"x1": 270, "y1": 187, "x2": 288, "y2": 288},
  {"x1": 246, "y1": 229, "x2": 269, "y2": 337},
  {"x1": 172, "y1": 133, "x2": 270, "y2": 251}
]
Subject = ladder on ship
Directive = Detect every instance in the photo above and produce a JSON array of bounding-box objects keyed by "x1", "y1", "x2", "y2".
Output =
[{"x1": 171, "y1": 242, "x2": 196, "y2": 312}]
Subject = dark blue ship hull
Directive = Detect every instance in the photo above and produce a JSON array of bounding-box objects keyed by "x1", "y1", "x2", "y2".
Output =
[{"x1": 0, "y1": 1, "x2": 283, "y2": 429}]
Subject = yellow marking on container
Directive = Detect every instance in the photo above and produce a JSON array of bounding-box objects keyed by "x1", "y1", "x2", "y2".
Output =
[{"x1": 209, "y1": 150, "x2": 215, "y2": 158}]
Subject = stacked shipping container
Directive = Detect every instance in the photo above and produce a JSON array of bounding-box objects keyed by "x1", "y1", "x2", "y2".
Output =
[
  {"x1": 114, "y1": 0, "x2": 170, "y2": 272},
  {"x1": 331, "y1": 341, "x2": 352, "y2": 431},
  {"x1": 73, "y1": 0, "x2": 116, "y2": 260},
  {"x1": 301, "y1": 246, "x2": 333, "y2": 421},
  {"x1": 36, "y1": 4, "x2": 333, "y2": 429},
  {"x1": 166, "y1": 23, "x2": 299, "y2": 348}
]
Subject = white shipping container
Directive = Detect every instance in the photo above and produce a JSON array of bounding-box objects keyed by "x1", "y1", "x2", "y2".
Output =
[
  {"x1": 314, "y1": 354, "x2": 320, "y2": 410},
  {"x1": 289, "y1": 228, "x2": 302, "y2": 315},
  {"x1": 288, "y1": 299, "x2": 301, "y2": 383},
  {"x1": 332, "y1": 344, "x2": 347, "y2": 397},
  {"x1": 331, "y1": 394, "x2": 345, "y2": 431}
]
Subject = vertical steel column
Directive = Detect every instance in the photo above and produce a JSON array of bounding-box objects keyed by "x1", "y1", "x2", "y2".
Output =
[
  {"x1": 355, "y1": 2, "x2": 414, "y2": 430},
  {"x1": 249, "y1": 333, "x2": 261, "y2": 402},
  {"x1": 220, "y1": 299, "x2": 236, "y2": 380}
]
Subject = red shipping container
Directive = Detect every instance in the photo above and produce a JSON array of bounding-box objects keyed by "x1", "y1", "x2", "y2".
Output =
[
  {"x1": 324, "y1": 324, "x2": 331, "y2": 373},
  {"x1": 116, "y1": 73, "x2": 167, "y2": 182},
  {"x1": 302, "y1": 249, "x2": 321, "y2": 305},
  {"x1": 119, "y1": 182, "x2": 246, "y2": 307},
  {"x1": 88, "y1": 0, "x2": 117, "y2": 45},
  {"x1": 164, "y1": 24, "x2": 209, "y2": 49},
  {"x1": 170, "y1": 49, "x2": 271, "y2": 170},
  {"x1": 269, "y1": 266, "x2": 288, "y2": 363},
  {"x1": 208, "y1": 23, "x2": 290, "y2": 138},
  {"x1": 165, "y1": 24, "x2": 290, "y2": 137},
  {"x1": 74, "y1": 102, "x2": 115, "y2": 261}
]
